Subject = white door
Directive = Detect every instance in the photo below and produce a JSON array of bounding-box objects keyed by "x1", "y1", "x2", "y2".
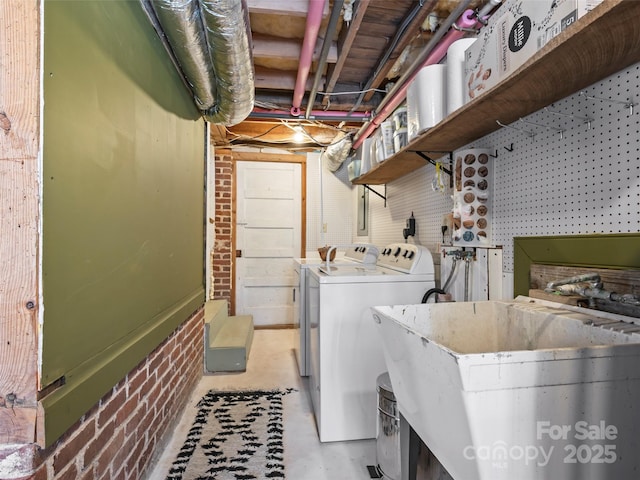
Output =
[{"x1": 235, "y1": 161, "x2": 302, "y2": 326}]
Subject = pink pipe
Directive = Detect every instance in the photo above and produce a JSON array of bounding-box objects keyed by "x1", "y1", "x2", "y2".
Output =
[
  {"x1": 352, "y1": 9, "x2": 479, "y2": 150},
  {"x1": 291, "y1": 0, "x2": 328, "y2": 116}
]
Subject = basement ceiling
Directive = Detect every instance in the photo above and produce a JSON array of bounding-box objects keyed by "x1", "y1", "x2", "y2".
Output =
[{"x1": 213, "y1": 0, "x2": 487, "y2": 150}]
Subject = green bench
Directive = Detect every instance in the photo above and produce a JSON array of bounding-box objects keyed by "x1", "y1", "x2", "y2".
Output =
[{"x1": 204, "y1": 299, "x2": 254, "y2": 372}]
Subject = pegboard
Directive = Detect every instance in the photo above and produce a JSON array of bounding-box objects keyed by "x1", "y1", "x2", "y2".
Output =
[
  {"x1": 468, "y1": 61, "x2": 640, "y2": 272},
  {"x1": 366, "y1": 159, "x2": 453, "y2": 260},
  {"x1": 318, "y1": 62, "x2": 640, "y2": 281}
]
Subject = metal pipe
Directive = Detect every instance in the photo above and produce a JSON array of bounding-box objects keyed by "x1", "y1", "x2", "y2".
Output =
[
  {"x1": 464, "y1": 256, "x2": 471, "y2": 302},
  {"x1": 545, "y1": 273, "x2": 602, "y2": 292},
  {"x1": 305, "y1": 0, "x2": 344, "y2": 119},
  {"x1": 140, "y1": 0, "x2": 202, "y2": 100},
  {"x1": 144, "y1": 0, "x2": 216, "y2": 109},
  {"x1": 442, "y1": 257, "x2": 458, "y2": 292},
  {"x1": 292, "y1": 0, "x2": 328, "y2": 116},
  {"x1": 352, "y1": 3, "x2": 477, "y2": 150},
  {"x1": 248, "y1": 111, "x2": 371, "y2": 122},
  {"x1": 476, "y1": 0, "x2": 502, "y2": 22},
  {"x1": 144, "y1": 0, "x2": 255, "y2": 126}
]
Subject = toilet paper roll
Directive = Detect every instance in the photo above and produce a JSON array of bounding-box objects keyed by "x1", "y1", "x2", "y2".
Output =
[
  {"x1": 446, "y1": 38, "x2": 477, "y2": 115},
  {"x1": 406, "y1": 64, "x2": 447, "y2": 141}
]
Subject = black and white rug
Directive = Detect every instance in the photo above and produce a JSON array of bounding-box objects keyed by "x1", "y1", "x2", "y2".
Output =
[{"x1": 166, "y1": 390, "x2": 291, "y2": 480}]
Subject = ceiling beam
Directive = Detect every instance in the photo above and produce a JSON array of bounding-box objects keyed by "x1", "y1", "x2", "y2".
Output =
[
  {"x1": 227, "y1": 122, "x2": 338, "y2": 144},
  {"x1": 363, "y1": 0, "x2": 439, "y2": 101},
  {"x1": 247, "y1": 0, "x2": 329, "y2": 17},
  {"x1": 252, "y1": 33, "x2": 337, "y2": 64},
  {"x1": 254, "y1": 66, "x2": 323, "y2": 91},
  {"x1": 322, "y1": 0, "x2": 370, "y2": 106},
  {"x1": 209, "y1": 124, "x2": 228, "y2": 145}
]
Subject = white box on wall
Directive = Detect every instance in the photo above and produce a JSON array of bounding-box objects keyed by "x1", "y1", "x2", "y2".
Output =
[{"x1": 464, "y1": 0, "x2": 602, "y2": 102}]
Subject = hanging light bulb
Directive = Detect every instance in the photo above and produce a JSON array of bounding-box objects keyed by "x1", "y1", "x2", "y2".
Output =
[{"x1": 292, "y1": 125, "x2": 306, "y2": 143}]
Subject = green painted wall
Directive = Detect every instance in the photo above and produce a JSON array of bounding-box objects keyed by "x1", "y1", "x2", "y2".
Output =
[{"x1": 42, "y1": 0, "x2": 205, "y2": 446}]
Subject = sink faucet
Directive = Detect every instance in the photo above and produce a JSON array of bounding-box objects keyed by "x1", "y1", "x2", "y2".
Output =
[{"x1": 545, "y1": 273, "x2": 640, "y2": 308}]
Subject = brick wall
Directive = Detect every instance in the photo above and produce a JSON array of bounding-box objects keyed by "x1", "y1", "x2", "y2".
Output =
[
  {"x1": 30, "y1": 308, "x2": 204, "y2": 480},
  {"x1": 212, "y1": 151, "x2": 234, "y2": 312}
]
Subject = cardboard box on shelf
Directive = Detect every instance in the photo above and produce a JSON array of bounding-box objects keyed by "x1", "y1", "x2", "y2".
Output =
[{"x1": 464, "y1": 0, "x2": 602, "y2": 103}]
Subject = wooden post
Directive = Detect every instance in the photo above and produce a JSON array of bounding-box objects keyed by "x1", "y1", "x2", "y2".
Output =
[{"x1": 0, "y1": 0, "x2": 42, "y2": 458}]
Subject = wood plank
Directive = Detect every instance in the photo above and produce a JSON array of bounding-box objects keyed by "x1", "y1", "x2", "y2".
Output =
[
  {"x1": 253, "y1": 33, "x2": 304, "y2": 60},
  {"x1": 354, "y1": 0, "x2": 640, "y2": 185},
  {"x1": 254, "y1": 66, "x2": 321, "y2": 91},
  {"x1": 351, "y1": 152, "x2": 428, "y2": 185},
  {"x1": 528, "y1": 289, "x2": 583, "y2": 306},
  {"x1": 323, "y1": 0, "x2": 370, "y2": 105},
  {"x1": 363, "y1": 0, "x2": 439, "y2": 101},
  {"x1": 0, "y1": 0, "x2": 41, "y2": 446},
  {"x1": 247, "y1": 0, "x2": 329, "y2": 17},
  {"x1": 210, "y1": 124, "x2": 228, "y2": 145},
  {"x1": 227, "y1": 122, "x2": 338, "y2": 145},
  {"x1": 252, "y1": 33, "x2": 337, "y2": 63},
  {"x1": 530, "y1": 265, "x2": 640, "y2": 296}
]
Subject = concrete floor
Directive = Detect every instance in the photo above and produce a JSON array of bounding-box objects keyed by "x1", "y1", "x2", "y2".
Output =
[{"x1": 147, "y1": 329, "x2": 377, "y2": 479}]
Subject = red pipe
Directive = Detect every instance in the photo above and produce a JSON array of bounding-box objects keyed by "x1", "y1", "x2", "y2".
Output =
[
  {"x1": 352, "y1": 9, "x2": 479, "y2": 150},
  {"x1": 291, "y1": 0, "x2": 328, "y2": 116}
]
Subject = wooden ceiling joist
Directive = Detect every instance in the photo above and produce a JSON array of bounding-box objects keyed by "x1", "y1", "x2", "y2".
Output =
[
  {"x1": 254, "y1": 65, "x2": 323, "y2": 91},
  {"x1": 253, "y1": 33, "x2": 338, "y2": 64},
  {"x1": 322, "y1": 0, "x2": 370, "y2": 106},
  {"x1": 363, "y1": 0, "x2": 439, "y2": 101},
  {"x1": 247, "y1": 0, "x2": 329, "y2": 17}
]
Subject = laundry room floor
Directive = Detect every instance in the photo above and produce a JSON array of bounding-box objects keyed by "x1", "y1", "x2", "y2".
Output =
[{"x1": 147, "y1": 328, "x2": 377, "y2": 480}]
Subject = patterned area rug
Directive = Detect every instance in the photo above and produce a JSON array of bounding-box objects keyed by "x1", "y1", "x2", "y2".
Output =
[{"x1": 166, "y1": 390, "x2": 290, "y2": 480}]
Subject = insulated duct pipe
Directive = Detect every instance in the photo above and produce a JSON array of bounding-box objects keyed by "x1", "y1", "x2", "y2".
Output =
[
  {"x1": 352, "y1": 1, "x2": 478, "y2": 150},
  {"x1": 292, "y1": 0, "x2": 328, "y2": 116},
  {"x1": 143, "y1": 0, "x2": 254, "y2": 126}
]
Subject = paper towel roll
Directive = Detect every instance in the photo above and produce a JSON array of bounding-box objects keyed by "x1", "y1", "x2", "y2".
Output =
[
  {"x1": 358, "y1": 137, "x2": 373, "y2": 175},
  {"x1": 407, "y1": 64, "x2": 447, "y2": 141},
  {"x1": 446, "y1": 38, "x2": 477, "y2": 115}
]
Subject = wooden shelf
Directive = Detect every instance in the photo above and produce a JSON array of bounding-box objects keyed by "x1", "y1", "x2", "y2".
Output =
[{"x1": 352, "y1": 0, "x2": 640, "y2": 186}]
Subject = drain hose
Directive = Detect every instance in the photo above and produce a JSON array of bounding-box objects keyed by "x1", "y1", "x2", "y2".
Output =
[{"x1": 422, "y1": 288, "x2": 446, "y2": 304}]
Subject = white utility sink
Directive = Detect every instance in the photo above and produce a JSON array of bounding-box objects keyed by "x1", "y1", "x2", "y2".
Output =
[{"x1": 372, "y1": 296, "x2": 640, "y2": 480}]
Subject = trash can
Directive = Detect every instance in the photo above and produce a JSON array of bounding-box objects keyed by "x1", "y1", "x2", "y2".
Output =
[{"x1": 376, "y1": 372, "x2": 400, "y2": 480}]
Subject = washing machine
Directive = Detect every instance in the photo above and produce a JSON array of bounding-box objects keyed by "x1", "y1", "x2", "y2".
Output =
[
  {"x1": 307, "y1": 243, "x2": 435, "y2": 442},
  {"x1": 293, "y1": 244, "x2": 379, "y2": 376}
]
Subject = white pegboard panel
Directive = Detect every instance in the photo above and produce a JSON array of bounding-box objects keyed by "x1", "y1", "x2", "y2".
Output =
[
  {"x1": 367, "y1": 161, "x2": 453, "y2": 260},
  {"x1": 468, "y1": 61, "x2": 640, "y2": 272},
  {"x1": 321, "y1": 62, "x2": 639, "y2": 279}
]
